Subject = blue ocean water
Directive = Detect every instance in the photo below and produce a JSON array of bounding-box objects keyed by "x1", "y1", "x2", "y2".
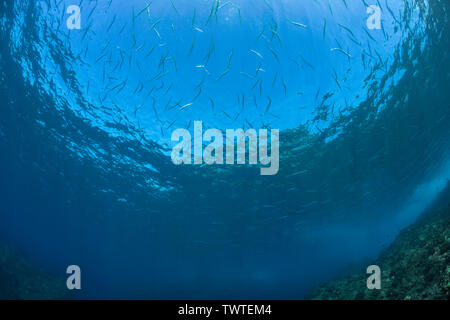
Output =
[{"x1": 0, "y1": 0, "x2": 449, "y2": 299}]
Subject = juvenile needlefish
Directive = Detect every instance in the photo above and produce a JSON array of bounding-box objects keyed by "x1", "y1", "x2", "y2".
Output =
[{"x1": 180, "y1": 103, "x2": 194, "y2": 111}]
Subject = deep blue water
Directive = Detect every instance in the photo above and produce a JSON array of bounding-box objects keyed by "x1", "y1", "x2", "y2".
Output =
[{"x1": 0, "y1": 0, "x2": 449, "y2": 299}]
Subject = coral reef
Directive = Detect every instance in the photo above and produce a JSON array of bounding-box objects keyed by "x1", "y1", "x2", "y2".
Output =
[
  {"x1": 0, "y1": 241, "x2": 69, "y2": 299},
  {"x1": 308, "y1": 184, "x2": 450, "y2": 300}
]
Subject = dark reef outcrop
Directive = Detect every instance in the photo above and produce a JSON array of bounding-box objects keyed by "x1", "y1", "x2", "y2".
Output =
[
  {"x1": 0, "y1": 242, "x2": 68, "y2": 299},
  {"x1": 308, "y1": 183, "x2": 450, "y2": 300}
]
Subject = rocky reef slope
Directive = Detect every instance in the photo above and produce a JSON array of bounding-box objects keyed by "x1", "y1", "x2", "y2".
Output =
[
  {"x1": 309, "y1": 183, "x2": 450, "y2": 300},
  {"x1": 0, "y1": 241, "x2": 68, "y2": 299}
]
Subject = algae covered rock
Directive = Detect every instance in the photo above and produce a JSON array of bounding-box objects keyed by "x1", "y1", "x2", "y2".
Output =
[
  {"x1": 0, "y1": 241, "x2": 69, "y2": 300},
  {"x1": 308, "y1": 186, "x2": 450, "y2": 300}
]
